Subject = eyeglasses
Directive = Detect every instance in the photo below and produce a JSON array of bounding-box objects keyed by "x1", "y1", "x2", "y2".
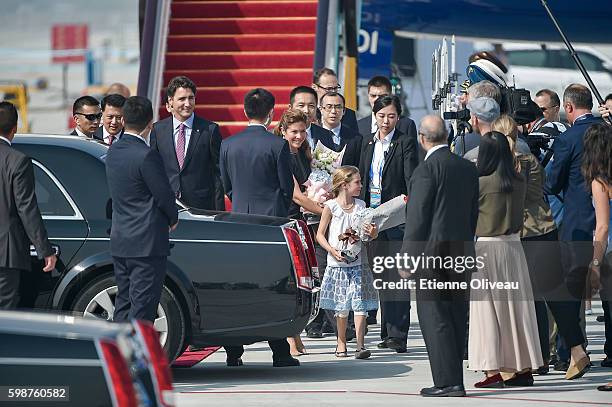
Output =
[
  {"x1": 321, "y1": 104, "x2": 344, "y2": 112},
  {"x1": 75, "y1": 112, "x2": 102, "y2": 121},
  {"x1": 316, "y1": 84, "x2": 341, "y2": 92}
]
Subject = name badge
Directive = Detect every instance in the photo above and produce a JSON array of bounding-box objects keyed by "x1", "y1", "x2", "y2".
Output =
[{"x1": 370, "y1": 186, "x2": 381, "y2": 208}]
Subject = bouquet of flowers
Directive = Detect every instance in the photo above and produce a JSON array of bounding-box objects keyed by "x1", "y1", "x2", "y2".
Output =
[
  {"x1": 303, "y1": 142, "x2": 345, "y2": 206},
  {"x1": 353, "y1": 195, "x2": 408, "y2": 241}
]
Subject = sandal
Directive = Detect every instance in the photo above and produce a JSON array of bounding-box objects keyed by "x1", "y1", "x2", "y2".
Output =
[
  {"x1": 335, "y1": 346, "x2": 348, "y2": 358},
  {"x1": 355, "y1": 347, "x2": 371, "y2": 359}
]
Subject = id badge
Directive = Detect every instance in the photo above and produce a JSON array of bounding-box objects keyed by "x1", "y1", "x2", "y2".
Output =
[{"x1": 370, "y1": 186, "x2": 381, "y2": 208}]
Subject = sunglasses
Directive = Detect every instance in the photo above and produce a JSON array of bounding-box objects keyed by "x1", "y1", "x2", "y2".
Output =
[{"x1": 75, "y1": 112, "x2": 102, "y2": 121}]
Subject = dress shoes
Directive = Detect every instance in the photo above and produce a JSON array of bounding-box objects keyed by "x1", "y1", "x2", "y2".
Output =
[
  {"x1": 226, "y1": 357, "x2": 244, "y2": 367},
  {"x1": 554, "y1": 360, "x2": 569, "y2": 372},
  {"x1": 306, "y1": 329, "x2": 324, "y2": 339},
  {"x1": 385, "y1": 338, "x2": 407, "y2": 353},
  {"x1": 475, "y1": 373, "x2": 504, "y2": 388},
  {"x1": 565, "y1": 356, "x2": 590, "y2": 380},
  {"x1": 601, "y1": 357, "x2": 612, "y2": 368},
  {"x1": 273, "y1": 357, "x2": 300, "y2": 367},
  {"x1": 366, "y1": 316, "x2": 377, "y2": 325},
  {"x1": 504, "y1": 371, "x2": 534, "y2": 387},
  {"x1": 534, "y1": 365, "x2": 549, "y2": 375},
  {"x1": 377, "y1": 339, "x2": 389, "y2": 349},
  {"x1": 598, "y1": 383, "x2": 612, "y2": 391},
  {"x1": 420, "y1": 385, "x2": 466, "y2": 397}
]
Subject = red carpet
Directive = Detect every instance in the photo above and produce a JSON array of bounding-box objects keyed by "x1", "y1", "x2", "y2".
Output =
[
  {"x1": 172, "y1": 346, "x2": 221, "y2": 368},
  {"x1": 162, "y1": 0, "x2": 318, "y2": 137}
]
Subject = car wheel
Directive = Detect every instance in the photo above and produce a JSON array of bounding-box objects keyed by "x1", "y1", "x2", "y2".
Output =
[{"x1": 71, "y1": 274, "x2": 186, "y2": 361}]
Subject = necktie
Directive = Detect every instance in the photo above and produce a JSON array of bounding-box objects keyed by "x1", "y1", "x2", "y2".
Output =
[
  {"x1": 176, "y1": 123, "x2": 186, "y2": 169},
  {"x1": 108, "y1": 135, "x2": 115, "y2": 145}
]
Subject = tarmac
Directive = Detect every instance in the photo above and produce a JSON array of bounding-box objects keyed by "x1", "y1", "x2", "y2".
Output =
[{"x1": 172, "y1": 301, "x2": 612, "y2": 407}]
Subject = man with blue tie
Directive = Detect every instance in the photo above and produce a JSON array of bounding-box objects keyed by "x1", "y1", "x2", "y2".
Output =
[{"x1": 106, "y1": 96, "x2": 178, "y2": 323}]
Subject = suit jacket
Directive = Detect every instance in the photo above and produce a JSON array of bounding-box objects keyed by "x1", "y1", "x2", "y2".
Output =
[
  {"x1": 93, "y1": 126, "x2": 124, "y2": 143},
  {"x1": 544, "y1": 114, "x2": 599, "y2": 241},
  {"x1": 0, "y1": 139, "x2": 53, "y2": 271},
  {"x1": 357, "y1": 115, "x2": 425, "y2": 162},
  {"x1": 319, "y1": 124, "x2": 363, "y2": 168},
  {"x1": 149, "y1": 115, "x2": 225, "y2": 211},
  {"x1": 105, "y1": 134, "x2": 178, "y2": 258},
  {"x1": 358, "y1": 129, "x2": 419, "y2": 205},
  {"x1": 220, "y1": 125, "x2": 293, "y2": 217},
  {"x1": 310, "y1": 124, "x2": 335, "y2": 150},
  {"x1": 402, "y1": 147, "x2": 479, "y2": 287}
]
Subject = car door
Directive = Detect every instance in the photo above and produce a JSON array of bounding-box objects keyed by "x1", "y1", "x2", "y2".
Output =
[{"x1": 24, "y1": 160, "x2": 89, "y2": 308}]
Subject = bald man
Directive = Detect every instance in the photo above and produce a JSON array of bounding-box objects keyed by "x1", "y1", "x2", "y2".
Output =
[
  {"x1": 106, "y1": 83, "x2": 131, "y2": 98},
  {"x1": 401, "y1": 115, "x2": 478, "y2": 397}
]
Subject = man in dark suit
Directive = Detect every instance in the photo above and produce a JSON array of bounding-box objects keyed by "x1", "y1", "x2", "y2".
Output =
[
  {"x1": 288, "y1": 86, "x2": 335, "y2": 152},
  {"x1": 319, "y1": 91, "x2": 363, "y2": 167},
  {"x1": 0, "y1": 101, "x2": 56, "y2": 309},
  {"x1": 70, "y1": 96, "x2": 101, "y2": 138},
  {"x1": 105, "y1": 96, "x2": 178, "y2": 323},
  {"x1": 401, "y1": 115, "x2": 478, "y2": 397},
  {"x1": 220, "y1": 88, "x2": 298, "y2": 367},
  {"x1": 357, "y1": 76, "x2": 424, "y2": 161},
  {"x1": 360, "y1": 95, "x2": 418, "y2": 353},
  {"x1": 150, "y1": 76, "x2": 225, "y2": 211},
  {"x1": 94, "y1": 94, "x2": 126, "y2": 144},
  {"x1": 313, "y1": 68, "x2": 358, "y2": 131}
]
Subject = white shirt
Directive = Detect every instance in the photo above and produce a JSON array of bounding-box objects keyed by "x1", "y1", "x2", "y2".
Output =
[
  {"x1": 370, "y1": 128, "x2": 395, "y2": 188},
  {"x1": 425, "y1": 144, "x2": 448, "y2": 161},
  {"x1": 247, "y1": 122, "x2": 268, "y2": 130},
  {"x1": 102, "y1": 126, "x2": 121, "y2": 145},
  {"x1": 74, "y1": 127, "x2": 91, "y2": 139},
  {"x1": 173, "y1": 113, "x2": 194, "y2": 160},
  {"x1": 123, "y1": 132, "x2": 148, "y2": 145},
  {"x1": 370, "y1": 112, "x2": 378, "y2": 134},
  {"x1": 305, "y1": 125, "x2": 315, "y2": 150},
  {"x1": 0, "y1": 135, "x2": 11, "y2": 146},
  {"x1": 324, "y1": 124, "x2": 342, "y2": 146}
]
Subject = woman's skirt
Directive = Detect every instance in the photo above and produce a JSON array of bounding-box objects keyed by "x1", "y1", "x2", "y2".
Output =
[
  {"x1": 319, "y1": 265, "x2": 379, "y2": 313},
  {"x1": 468, "y1": 233, "x2": 543, "y2": 372}
]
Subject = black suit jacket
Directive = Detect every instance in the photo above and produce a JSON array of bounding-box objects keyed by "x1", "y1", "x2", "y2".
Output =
[
  {"x1": 310, "y1": 124, "x2": 335, "y2": 150},
  {"x1": 105, "y1": 134, "x2": 178, "y2": 258},
  {"x1": 357, "y1": 115, "x2": 425, "y2": 162},
  {"x1": 93, "y1": 126, "x2": 124, "y2": 143},
  {"x1": 0, "y1": 139, "x2": 53, "y2": 271},
  {"x1": 149, "y1": 115, "x2": 225, "y2": 211},
  {"x1": 220, "y1": 125, "x2": 293, "y2": 217},
  {"x1": 359, "y1": 129, "x2": 419, "y2": 205}
]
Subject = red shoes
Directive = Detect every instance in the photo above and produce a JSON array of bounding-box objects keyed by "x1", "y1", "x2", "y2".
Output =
[{"x1": 475, "y1": 373, "x2": 504, "y2": 388}]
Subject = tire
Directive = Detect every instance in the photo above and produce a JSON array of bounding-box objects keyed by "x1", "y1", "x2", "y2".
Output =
[{"x1": 71, "y1": 274, "x2": 186, "y2": 361}]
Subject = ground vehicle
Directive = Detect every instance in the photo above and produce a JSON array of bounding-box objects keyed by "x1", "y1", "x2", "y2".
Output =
[
  {"x1": 504, "y1": 43, "x2": 612, "y2": 99},
  {"x1": 14, "y1": 134, "x2": 316, "y2": 362},
  {"x1": 0, "y1": 81, "x2": 29, "y2": 132},
  {"x1": 0, "y1": 311, "x2": 174, "y2": 407}
]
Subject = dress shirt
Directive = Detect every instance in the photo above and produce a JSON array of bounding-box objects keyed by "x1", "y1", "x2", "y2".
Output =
[
  {"x1": 425, "y1": 144, "x2": 448, "y2": 161},
  {"x1": 370, "y1": 128, "x2": 395, "y2": 188},
  {"x1": 173, "y1": 113, "x2": 195, "y2": 161},
  {"x1": 247, "y1": 122, "x2": 268, "y2": 130},
  {"x1": 103, "y1": 126, "x2": 121, "y2": 145},
  {"x1": 323, "y1": 124, "x2": 342, "y2": 146},
  {"x1": 0, "y1": 135, "x2": 12, "y2": 146},
  {"x1": 370, "y1": 112, "x2": 378, "y2": 134},
  {"x1": 74, "y1": 127, "x2": 92, "y2": 139},
  {"x1": 123, "y1": 132, "x2": 148, "y2": 145},
  {"x1": 305, "y1": 125, "x2": 315, "y2": 150}
]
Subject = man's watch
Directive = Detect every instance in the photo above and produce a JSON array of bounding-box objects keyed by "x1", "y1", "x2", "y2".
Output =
[{"x1": 590, "y1": 259, "x2": 601, "y2": 268}]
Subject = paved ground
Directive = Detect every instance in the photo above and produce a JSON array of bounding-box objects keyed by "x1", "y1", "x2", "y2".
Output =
[{"x1": 172, "y1": 301, "x2": 611, "y2": 407}]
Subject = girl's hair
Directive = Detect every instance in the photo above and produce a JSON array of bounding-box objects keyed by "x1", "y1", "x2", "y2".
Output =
[
  {"x1": 373, "y1": 95, "x2": 402, "y2": 116},
  {"x1": 331, "y1": 165, "x2": 360, "y2": 198},
  {"x1": 491, "y1": 114, "x2": 521, "y2": 171},
  {"x1": 477, "y1": 131, "x2": 522, "y2": 193},
  {"x1": 274, "y1": 109, "x2": 312, "y2": 161},
  {"x1": 582, "y1": 123, "x2": 612, "y2": 190}
]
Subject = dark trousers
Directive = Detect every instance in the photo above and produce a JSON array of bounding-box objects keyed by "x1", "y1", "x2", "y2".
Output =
[
  {"x1": 602, "y1": 251, "x2": 612, "y2": 359},
  {"x1": 0, "y1": 268, "x2": 21, "y2": 310},
  {"x1": 417, "y1": 296, "x2": 469, "y2": 388},
  {"x1": 112, "y1": 256, "x2": 166, "y2": 323},
  {"x1": 374, "y1": 227, "x2": 409, "y2": 343},
  {"x1": 224, "y1": 339, "x2": 291, "y2": 362}
]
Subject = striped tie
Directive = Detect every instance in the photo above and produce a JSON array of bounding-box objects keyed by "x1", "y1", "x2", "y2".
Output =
[{"x1": 176, "y1": 123, "x2": 186, "y2": 169}]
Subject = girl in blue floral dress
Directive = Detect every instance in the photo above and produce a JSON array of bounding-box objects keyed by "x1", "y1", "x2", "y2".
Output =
[{"x1": 316, "y1": 166, "x2": 379, "y2": 359}]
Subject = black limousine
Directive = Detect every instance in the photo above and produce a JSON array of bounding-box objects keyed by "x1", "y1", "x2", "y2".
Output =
[{"x1": 14, "y1": 134, "x2": 317, "y2": 361}]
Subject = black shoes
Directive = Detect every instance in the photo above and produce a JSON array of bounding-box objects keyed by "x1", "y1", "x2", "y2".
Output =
[
  {"x1": 554, "y1": 360, "x2": 569, "y2": 372},
  {"x1": 534, "y1": 365, "x2": 549, "y2": 375},
  {"x1": 306, "y1": 330, "x2": 324, "y2": 339},
  {"x1": 226, "y1": 357, "x2": 243, "y2": 367},
  {"x1": 602, "y1": 357, "x2": 612, "y2": 368},
  {"x1": 376, "y1": 338, "x2": 407, "y2": 353},
  {"x1": 504, "y1": 371, "x2": 534, "y2": 387},
  {"x1": 366, "y1": 316, "x2": 378, "y2": 325},
  {"x1": 377, "y1": 340, "x2": 389, "y2": 349},
  {"x1": 420, "y1": 385, "x2": 466, "y2": 397},
  {"x1": 273, "y1": 357, "x2": 300, "y2": 367}
]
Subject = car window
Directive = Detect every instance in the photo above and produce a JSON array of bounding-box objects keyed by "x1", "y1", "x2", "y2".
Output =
[
  {"x1": 576, "y1": 51, "x2": 605, "y2": 71},
  {"x1": 507, "y1": 50, "x2": 547, "y2": 68},
  {"x1": 32, "y1": 163, "x2": 76, "y2": 217}
]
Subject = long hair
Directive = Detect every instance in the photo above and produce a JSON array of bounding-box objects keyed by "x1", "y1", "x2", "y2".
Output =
[
  {"x1": 477, "y1": 131, "x2": 522, "y2": 193},
  {"x1": 582, "y1": 123, "x2": 612, "y2": 190},
  {"x1": 331, "y1": 166, "x2": 360, "y2": 198},
  {"x1": 491, "y1": 114, "x2": 521, "y2": 171},
  {"x1": 274, "y1": 109, "x2": 312, "y2": 162}
]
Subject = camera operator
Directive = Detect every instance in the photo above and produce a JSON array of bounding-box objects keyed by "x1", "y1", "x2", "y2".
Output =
[
  {"x1": 535, "y1": 89, "x2": 564, "y2": 124},
  {"x1": 597, "y1": 93, "x2": 612, "y2": 119}
]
